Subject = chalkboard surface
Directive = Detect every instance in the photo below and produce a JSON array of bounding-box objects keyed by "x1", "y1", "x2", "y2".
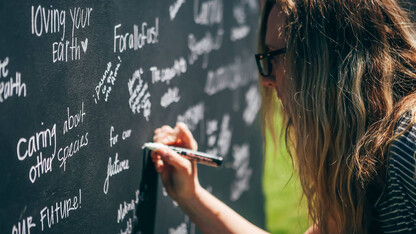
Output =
[{"x1": 0, "y1": 0, "x2": 265, "y2": 233}]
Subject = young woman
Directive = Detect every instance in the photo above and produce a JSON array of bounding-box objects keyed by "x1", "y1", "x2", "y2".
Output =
[{"x1": 151, "y1": 0, "x2": 416, "y2": 233}]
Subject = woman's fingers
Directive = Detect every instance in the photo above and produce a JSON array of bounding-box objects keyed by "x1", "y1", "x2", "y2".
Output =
[
  {"x1": 153, "y1": 126, "x2": 174, "y2": 140},
  {"x1": 151, "y1": 152, "x2": 164, "y2": 172},
  {"x1": 154, "y1": 125, "x2": 173, "y2": 134},
  {"x1": 153, "y1": 123, "x2": 197, "y2": 151},
  {"x1": 156, "y1": 148, "x2": 192, "y2": 174},
  {"x1": 153, "y1": 133, "x2": 176, "y2": 145},
  {"x1": 174, "y1": 122, "x2": 198, "y2": 150},
  {"x1": 153, "y1": 125, "x2": 176, "y2": 144}
]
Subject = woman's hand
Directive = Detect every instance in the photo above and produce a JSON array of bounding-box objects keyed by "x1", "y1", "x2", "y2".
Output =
[
  {"x1": 151, "y1": 123, "x2": 268, "y2": 234},
  {"x1": 151, "y1": 122, "x2": 201, "y2": 202}
]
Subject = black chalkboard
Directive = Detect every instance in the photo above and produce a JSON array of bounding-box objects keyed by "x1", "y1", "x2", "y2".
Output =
[{"x1": 0, "y1": 0, "x2": 265, "y2": 233}]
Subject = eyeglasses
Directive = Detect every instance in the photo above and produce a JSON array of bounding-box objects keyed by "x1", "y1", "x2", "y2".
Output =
[{"x1": 255, "y1": 48, "x2": 286, "y2": 77}]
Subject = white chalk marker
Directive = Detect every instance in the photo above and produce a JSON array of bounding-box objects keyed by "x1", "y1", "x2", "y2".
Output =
[{"x1": 142, "y1": 142, "x2": 223, "y2": 167}]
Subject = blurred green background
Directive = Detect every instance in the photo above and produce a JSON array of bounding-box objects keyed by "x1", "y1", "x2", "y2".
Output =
[{"x1": 263, "y1": 131, "x2": 309, "y2": 233}]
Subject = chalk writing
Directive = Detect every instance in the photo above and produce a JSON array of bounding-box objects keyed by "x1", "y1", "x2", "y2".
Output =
[
  {"x1": 117, "y1": 201, "x2": 133, "y2": 224},
  {"x1": 63, "y1": 102, "x2": 86, "y2": 135},
  {"x1": 206, "y1": 119, "x2": 218, "y2": 148},
  {"x1": 162, "y1": 186, "x2": 179, "y2": 207},
  {"x1": 242, "y1": 0, "x2": 258, "y2": 11},
  {"x1": 169, "y1": 216, "x2": 193, "y2": 234},
  {"x1": 110, "y1": 126, "x2": 119, "y2": 147},
  {"x1": 218, "y1": 114, "x2": 232, "y2": 156},
  {"x1": 94, "y1": 56, "x2": 122, "y2": 104},
  {"x1": 206, "y1": 114, "x2": 232, "y2": 157},
  {"x1": 81, "y1": 38, "x2": 88, "y2": 53},
  {"x1": 103, "y1": 153, "x2": 130, "y2": 194},
  {"x1": 230, "y1": 143, "x2": 252, "y2": 201},
  {"x1": 11, "y1": 216, "x2": 36, "y2": 234},
  {"x1": 31, "y1": 5, "x2": 66, "y2": 40},
  {"x1": 161, "y1": 87, "x2": 181, "y2": 108},
  {"x1": 169, "y1": 223, "x2": 187, "y2": 234},
  {"x1": 194, "y1": 0, "x2": 223, "y2": 25},
  {"x1": 233, "y1": 4, "x2": 246, "y2": 24},
  {"x1": 188, "y1": 28, "x2": 223, "y2": 68},
  {"x1": 243, "y1": 85, "x2": 260, "y2": 125},
  {"x1": 117, "y1": 201, "x2": 135, "y2": 224},
  {"x1": 16, "y1": 103, "x2": 89, "y2": 182},
  {"x1": 204, "y1": 54, "x2": 256, "y2": 95},
  {"x1": 58, "y1": 102, "x2": 89, "y2": 171},
  {"x1": 51, "y1": 38, "x2": 73, "y2": 62},
  {"x1": 116, "y1": 190, "x2": 139, "y2": 234},
  {"x1": 0, "y1": 71, "x2": 26, "y2": 103},
  {"x1": 16, "y1": 123, "x2": 57, "y2": 184},
  {"x1": 162, "y1": 186, "x2": 168, "y2": 197},
  {"x1": 128, "y1": 68, "x2": 151, "y2": 121},
  {"x1": 0, "y1": 57, "x2": 27, "y2": 103},
  {"x1": 150, "y1": 57, "x2": 187, "y2": 84},
  {"x1": 170, "y1": 0, "x2": 186, "y2": 21},
  {"x1": 177, "y1": 102, "x2": 204, "y2": 131},
  {"x1": 57, "y1": 132, "x2": 89, "y2": 171},
  {"x1": 69, "y1": 7, "x2": 92, "y2": 37},
  {"x1": 0, "y1": 57, "x2": 9, "y2": 78},
  {"x1": 113, "y1": 18, "x2": 159, "y2": 53},
  {"x1": 29, "y1": 152, "x2": 55, "y2": 184},
  {"x1": 110, "y1": 126, "x2": 132, "y2": 146},
  {"x1": 39, "y1": 189, "x2": 82, "y2": 231},
  {"x1": 120, "y1": 218, "x2": 133, "y2": 234},
  {"x1": 0, "y1": 1, "x2": 265, "y2": 233},
  {"x1": 230, "y1": 4, "x2": 250, "y2": 41},
  {"x1": 206, "y1": 120, "x2": 218, "y2": 135},
  {"x1": 231, "y1": 25, "x2": 250, "y2": 41},
  {"x1": 122, "y1": 129, "x2": 132, "y2": 140},
  {"x1": 31, "y1": 5, "x2": 93, "y2": 63},
  {"x1": 62, "y1": 7, "x2": 92, "y2": 62}
]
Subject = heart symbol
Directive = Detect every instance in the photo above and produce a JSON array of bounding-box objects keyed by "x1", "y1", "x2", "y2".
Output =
[{"x1": 81, "y1": 38, "x2": 88, "y2": 53}]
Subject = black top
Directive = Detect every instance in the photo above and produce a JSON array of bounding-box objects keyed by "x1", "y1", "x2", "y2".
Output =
[{"x1": 374, "y1": 115, "x2": 416, "y2": 233}]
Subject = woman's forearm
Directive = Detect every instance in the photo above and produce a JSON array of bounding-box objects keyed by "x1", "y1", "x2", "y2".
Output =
[{"x1": 177, "y1": 186, "x2": 269, "y2": 234}]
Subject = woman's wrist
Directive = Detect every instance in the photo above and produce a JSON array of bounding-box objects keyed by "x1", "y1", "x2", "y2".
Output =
[{"x1": 176, "y1": 183, "x2": 204, "y2": 206}]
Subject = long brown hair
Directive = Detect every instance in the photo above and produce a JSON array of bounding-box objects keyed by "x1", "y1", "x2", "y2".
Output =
[{"x1": 259, "y1": 0, "x2": 416, "y2": 233}]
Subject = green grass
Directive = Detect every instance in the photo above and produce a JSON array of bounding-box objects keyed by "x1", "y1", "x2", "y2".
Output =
[{"x1": 263, "y1": 133, "x2": 309, "y2": 233}]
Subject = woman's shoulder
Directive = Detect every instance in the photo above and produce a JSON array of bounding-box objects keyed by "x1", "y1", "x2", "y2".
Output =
[
  {"x1": 373, "y1": 114, "x2": 416, "y2": 233},
  {"x1": 389, "y1": 114, "x2": 416, "y2": 181}
]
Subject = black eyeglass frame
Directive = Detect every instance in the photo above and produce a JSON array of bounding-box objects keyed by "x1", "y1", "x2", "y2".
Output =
[{"x1": 255, "y1": 48, "x2": 286, "y2": 77}]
